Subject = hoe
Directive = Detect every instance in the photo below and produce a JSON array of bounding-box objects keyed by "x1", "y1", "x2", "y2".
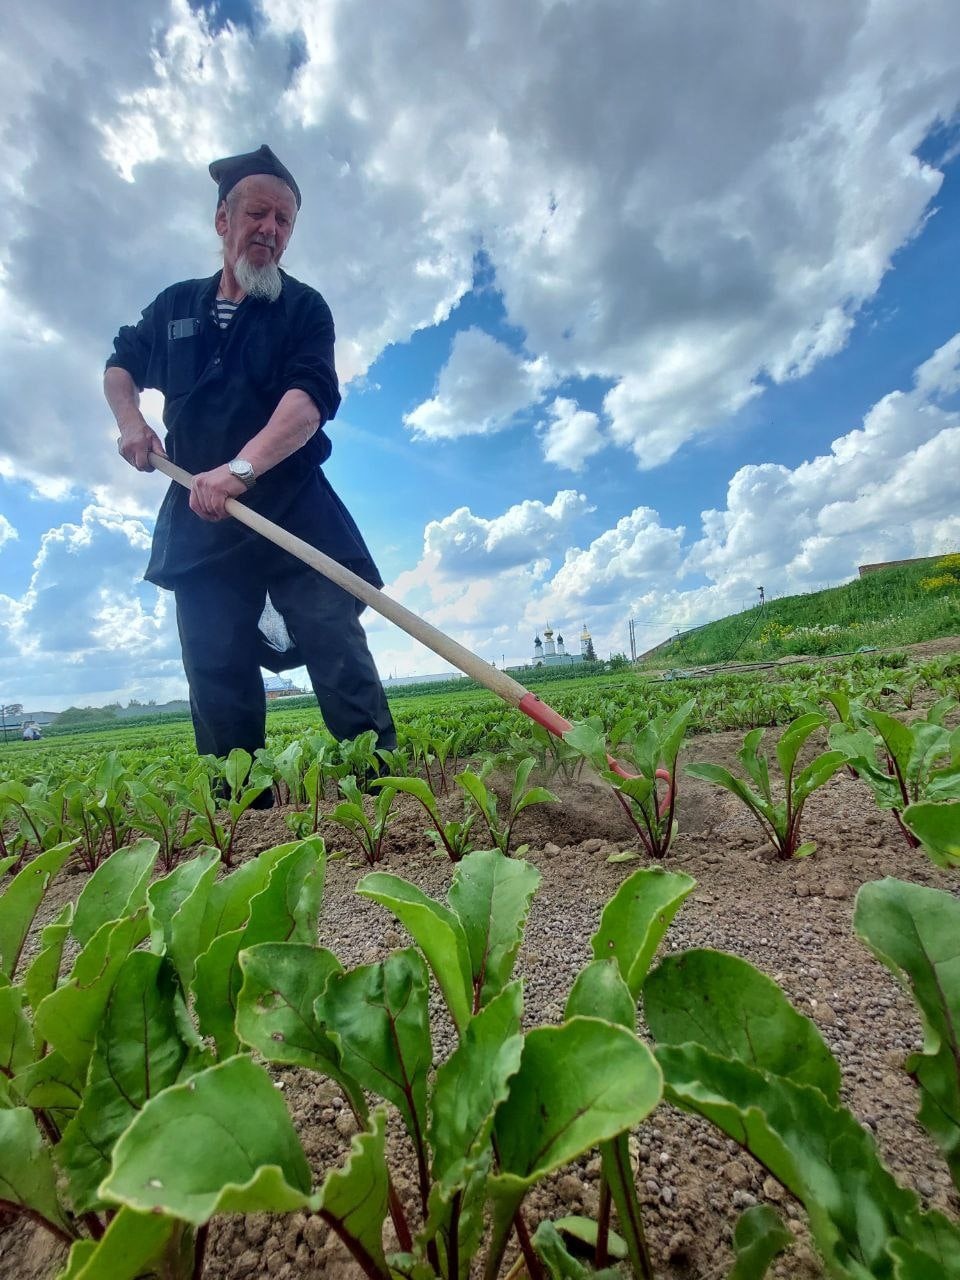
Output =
[{"x1": 149, "y1": 453, "x2": 672, "y2": 802}]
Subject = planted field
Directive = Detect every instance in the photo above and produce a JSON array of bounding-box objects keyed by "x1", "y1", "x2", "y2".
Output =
[{"x1": 1, "y1": 642, "x2": 959, "y2": 1280}]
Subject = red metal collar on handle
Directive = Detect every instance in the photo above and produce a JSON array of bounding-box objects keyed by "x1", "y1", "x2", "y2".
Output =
[{"x1": 517, "y1": 692, "x2": 674, "y2": 817}]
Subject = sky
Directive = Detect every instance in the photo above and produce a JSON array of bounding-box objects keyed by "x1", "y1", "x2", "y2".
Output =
[{"x1": 1, "y1": 0, "x2": 959, "y2": 712}]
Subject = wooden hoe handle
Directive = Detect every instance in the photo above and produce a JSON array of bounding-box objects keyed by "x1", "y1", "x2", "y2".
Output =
[{"x1": 147, "y1": 452, "x2": 672, "y2": 802}]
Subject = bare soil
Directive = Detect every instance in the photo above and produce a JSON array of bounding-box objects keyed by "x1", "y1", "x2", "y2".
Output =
[{"x1": 3, "y1": 698, "x2": 960, "y2": 1278}]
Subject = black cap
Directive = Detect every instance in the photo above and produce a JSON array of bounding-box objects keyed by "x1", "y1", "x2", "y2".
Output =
[{"x1": 208, "y1": 143, "x2": 302, "y2": 209}]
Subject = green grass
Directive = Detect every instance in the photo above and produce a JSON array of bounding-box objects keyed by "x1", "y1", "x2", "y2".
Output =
[{"x1": 646, "y1": 559, "x2": 960, "y2": 668}]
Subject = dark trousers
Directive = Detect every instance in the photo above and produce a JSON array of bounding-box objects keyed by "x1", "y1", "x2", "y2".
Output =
[{"x1": 174, "y1": 551, "x2": 396, "y2": 759}]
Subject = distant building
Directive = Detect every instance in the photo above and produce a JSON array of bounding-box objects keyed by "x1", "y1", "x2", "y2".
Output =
[
  {"x1": 528, "y1": 622, "x2": 589, "y2": 668},
  {"x1": 263, "y1": 675, "x2": 305, "y2": 700},
  {"x1": 382, "y1": 672, "x2": 466, "y2": 688}
]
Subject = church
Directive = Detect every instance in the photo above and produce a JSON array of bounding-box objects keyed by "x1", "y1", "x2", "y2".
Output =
[{"x1": 529, "y1": 622, "x2": 592, "y2": 667}]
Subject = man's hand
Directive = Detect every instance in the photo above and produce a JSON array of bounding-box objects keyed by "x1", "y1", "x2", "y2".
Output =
[
  {"x1": 117, "y1": 416, "x2": 166, "y2": 472},
  {"x1": 106, "y1": 367, "x2": 166, "y2": 472},
  {"x1": 190, "y1": 464, "x2": 249, "y2": 521}
]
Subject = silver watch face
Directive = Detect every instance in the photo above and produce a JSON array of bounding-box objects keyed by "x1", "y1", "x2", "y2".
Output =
[{"x1": 228, "y1": 459, "x2": 255, "y2": 484}]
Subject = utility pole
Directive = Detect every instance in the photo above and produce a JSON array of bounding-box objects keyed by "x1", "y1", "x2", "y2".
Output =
[
  {"x1": 628, "y1": 618, "x2": 637, "y2": 662},
  {"x1": 757, "y1": 586, "x2": 765, "y2": 606}
]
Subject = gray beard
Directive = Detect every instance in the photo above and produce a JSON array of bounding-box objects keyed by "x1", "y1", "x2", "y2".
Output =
[{"x1": 235, "y1": 254, "x2": 282, "y2": 302}]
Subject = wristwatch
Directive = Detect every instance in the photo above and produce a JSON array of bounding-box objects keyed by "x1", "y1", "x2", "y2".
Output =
[{"x1": 227, "y1": 458, "x2": 256, "y2": 489}]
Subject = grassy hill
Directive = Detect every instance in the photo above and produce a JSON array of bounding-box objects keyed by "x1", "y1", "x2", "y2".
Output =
[{"x1": 644, "y1": 554, "x2": 960, "y2": 668}]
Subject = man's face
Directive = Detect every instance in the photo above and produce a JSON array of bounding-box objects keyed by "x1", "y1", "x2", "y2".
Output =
[{"x1": 216, "y1": 174, "x2": 298, "y2": 274}]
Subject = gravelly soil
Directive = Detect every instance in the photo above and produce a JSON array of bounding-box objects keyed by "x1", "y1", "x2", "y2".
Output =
[{"x1": 2, "y1": 704, "x2": 959, "y2": 1279}]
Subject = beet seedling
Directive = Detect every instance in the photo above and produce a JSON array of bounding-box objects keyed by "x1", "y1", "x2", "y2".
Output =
[
  {"x1": 456, "y1": 758, "x2": 558, "y2": 857},
  {"x1": 0, "y1": 779, "x2": 67, "y2": 869},
  {"x1": 212, "y1": 748, "x2": 273, "y2": 866},
  {"x1": 829, "y1": 698, "x2": 960, "y2": 859},
  {"x1": 687, "y1": 712, "x2": 848, "y2": 859},
  {"x1": 371, "y1": 774, "x2": 476, "y2": 862},
  {"x1": 643, "y1": 884, "x2": 960, "y2": 1278},
  {"x1": 257, "y1": 739, "x2": 306, "y2": 806},
  {"x1": 7, "y1": 837, "x2": 329, "y2": 1278},
  {"x1": 328, "y1": 775, "x2": 397, "y2": 865},
  {"x1": 855, "y1": 878, "x2": 960, "y2": 1190},
  {"x1": 280, "y1": 736, "x2": 335, "y2": 838},
  {"x1": 128, "y1": 765, "x2": 186, "y2": 872},
  {"x1": 565, "y1": 701, "x2": 693, "y2": 860}
]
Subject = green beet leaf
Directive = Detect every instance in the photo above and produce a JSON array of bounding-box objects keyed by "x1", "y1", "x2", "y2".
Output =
[
  {"x1": 420, "y1": 987, "x2": 522, "y2": 1278},
  {"x1": 58, "y1": 953, "x2": 190, "y2": 1213},
  {"x1": 192, "y1": 928, "x2": 246, "y2": 1057},
  {"x1": 901, "y1": 801, "x2": 960, "y2": 869},
  {"x1": 565, "y1": 958, "x2": 636, "y2": 1029},
  {"x1": 531, "y1": 1220, "x2": 621, "y2": 1279},
  {"x1": 34, "y1": 911, "x2": 150, "y2": 1076},
  {"x1": 56, "y1": 1241, "x2": 97, "y2": 1280},
  {"x1": 0, "y1": 982, "x2": 32, "y2": 1089},
  {"x1": 243, "y1": 836, "x2": 326, "y2": 945},
  {"x1": 146, "y1": 846, "x2": 219, "y2": 958},
  {"x1": 23, "y1": 903, "x2": 72, "y2": 1045},
  {"x1": 552, "y1": 1216, "x2": 628, "y2": 1260},
  {"x1": 13, "y1": 1049, "x2": 83, "y2": 1115},
  {"x1": 729, "y1": 1204, "x2": 792, "y2": 1280},
  {"x1": 316, "y1": 1107, "x2": 391, "y2": 1280},
  {"x1": 854, "y1": 878, "x2": 960, "y2": 1191},
  {"x1": 0, "y1": 1107, "x2": 73, "y2": 1239},
  {"x1": 56, "y1": 1209, "x2": 181, "y2": 1280},
  {"x1": 590, "y1": 866, "x2": 695, "y2": 998},
  {"x1": 419, "y1": 1169, "x2": 488, "y2": 1280},
  {"x1": 316, "y1": 948, "x2": 432, "y2": 1148},
  {"x1": 655, "y1": 1041, "x2": 960, "y2": 1277},
  {"x1": 162, "y1": 848, "x2": 221, "y2": 990},
  {"x1": 493, "y1": 1016, "x2": 661, "y2": 1189},
  {"x1": 488, "y1": 1018, "x2": 661, "y2": 1280},
  {"x1": 446, "y1": 849, "x2": 540, "y2": 1009},
  {"x1": 430, "y1": 980, "x2": 524, "y2": 1188},
  {"x1": 644, "y1": 949, "x2": 841, "y2": 1100},
  {"x1": 71, "y1": 839, "x2": 158, "y2": 947},
  {"x1": 357, "y1": 870, "x2": 473, "y2": 1032},
  {"x1": 775, "y1": 712, "x2": 828, "y2": 783},
  {"x1": 194, "y1": 839, "x2": 325, "y2": 1056},
  {"x1": 888, "y1": 1207, "x2": 960, "y2": 1279},
  {"x1": 0, "y1": 841, "x2": 74, "y2": 981},
  {"x1": 236, "y1": 942, "x2": 366, "y2": 1116},
  {"x1": 196, "y1": 839, "x2": 301, "y2": 956},
  {"x1": 100, "y1": 1054, "x2": 312, "y2": 1224}
]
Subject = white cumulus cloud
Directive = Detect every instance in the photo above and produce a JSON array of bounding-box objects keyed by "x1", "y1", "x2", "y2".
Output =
[
  {"x1": 2, "y1": 0, "x2": 958, "y2": 499},
  {"x1": 375, "y1": 333, "x2": 960, "y2": 672},
  {"x1": 539, "y1": 397, "x2": 605, "y2": 471},
  {"x1": 0, "y1": 506, "x2": 181, "y2": 705},
  {"x1": 404, "y1": 328, "x2": 552, "y2": 441},
  {"x1": 423, "y1": 490, "x2": 591, "y2": 575},
  {"x1": 687, "y1": 333, "x2": 960, "y2": 594},
  {"x1": 0, "y1": 515, "x2": 17, "y2": 551}
]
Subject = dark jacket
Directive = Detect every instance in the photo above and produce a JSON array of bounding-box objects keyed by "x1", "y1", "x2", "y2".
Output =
[{"x1": 106, "y1": 270, "x2": 383, "y2": 592}]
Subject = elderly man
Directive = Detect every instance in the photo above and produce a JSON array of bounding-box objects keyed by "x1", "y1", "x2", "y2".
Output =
[{"x1": 105, "y1": 145, "x2": 396, "y2": 791}]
